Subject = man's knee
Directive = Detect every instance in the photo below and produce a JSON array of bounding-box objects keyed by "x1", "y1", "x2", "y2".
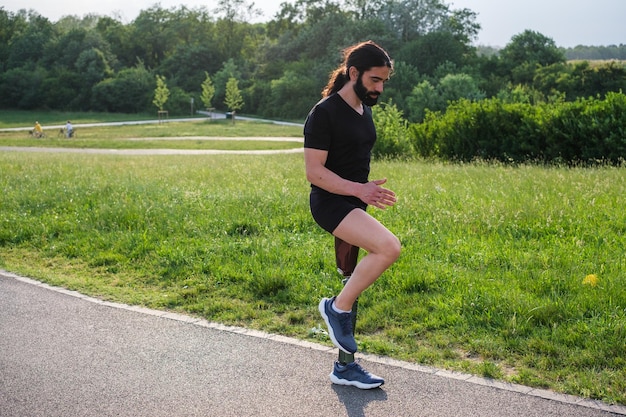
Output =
[{"x1": 382, "y1": 234, "x2": 401, "y2": 263}]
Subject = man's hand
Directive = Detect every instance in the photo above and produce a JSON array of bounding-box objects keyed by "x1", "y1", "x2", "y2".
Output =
[{"x1": 358, "y1": 179, "x2": 396, "y2": 209}]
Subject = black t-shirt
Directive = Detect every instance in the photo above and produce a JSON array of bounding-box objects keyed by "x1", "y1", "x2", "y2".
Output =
[{"x1": 304, "y1": 93, "x2": 376, "y2": 190}]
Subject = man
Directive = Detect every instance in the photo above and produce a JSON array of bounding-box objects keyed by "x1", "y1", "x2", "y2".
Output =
[{"x1": 304, "y1": 41, "x2": 401, "y2": 389}]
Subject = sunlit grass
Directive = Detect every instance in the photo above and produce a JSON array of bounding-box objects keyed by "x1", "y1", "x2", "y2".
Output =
[
  {"x1": 0, "y1": 119, "x2": 303, "y2": 150},
  {"x1": 0, "y1": 137, "x2": 301, "y2": 150},
  {"x1": 0, "y1": 110, "x2": 159, "y2": 127},
  {"x1": 0, "y1": 133, "x2": 625, "y2": 405}
]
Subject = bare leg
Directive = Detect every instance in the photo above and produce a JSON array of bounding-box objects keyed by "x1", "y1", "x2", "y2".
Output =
[{"x1": 332, "y1": 208, "x2": 400, "y2": 311}]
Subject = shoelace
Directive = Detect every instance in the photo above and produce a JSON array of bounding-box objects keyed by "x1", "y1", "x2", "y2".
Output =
[
  {"x1": 337, "y1": 312, "x2": 353, "y2": 335},
  {"x1": 347, "y1": 360, "x2": 374, "y2": 377},
  {"x1": 351, "y1": 361, "x2": 365, "y2": 372}
]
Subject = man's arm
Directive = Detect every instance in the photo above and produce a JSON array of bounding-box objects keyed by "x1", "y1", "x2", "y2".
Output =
[
  {"x1": 304, "y1": 148, "x2": 396, "y2": 209},
  {"x1": 304, "y1": 148, "x2": 362, "y2": 197}
]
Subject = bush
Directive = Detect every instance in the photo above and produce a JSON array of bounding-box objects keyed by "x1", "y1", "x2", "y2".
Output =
[
  {"x1": 372, "y1": 100, "x2": 414, "y2": 159},
  {"x1": 164, "y1": 86, "x2": 194, "y2": 116},
  {"x1": 410, "y1": 93, "x2": 626, "y2": 164},
  {"x1": 92, "y1": 65, "x2": 154, "y2": 113},
  {"x1": 541, "y1": 92, "x2": 626, "y2": 163},
  {"x1": 0, "y1": 66, "x2": 47, "y2": 110},
  {"x1": 411, "y1": 98, "x2": 541, "y2": 162}
]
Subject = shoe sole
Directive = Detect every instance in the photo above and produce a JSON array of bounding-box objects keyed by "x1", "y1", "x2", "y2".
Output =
[
  {"x1": 318, "y1": 299, "x2": 355, "y2": 354},
  {"x1": 330, "y1": 373, "x2": 384, "y2": 389}
]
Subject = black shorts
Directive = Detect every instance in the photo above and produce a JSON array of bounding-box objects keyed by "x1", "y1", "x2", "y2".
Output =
[{"x1": 310, "y1": 188, "x2": 367, "y2": 233}]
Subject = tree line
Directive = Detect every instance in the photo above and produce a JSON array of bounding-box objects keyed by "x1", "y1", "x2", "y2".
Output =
[
  {"x1": 1, "y1": 0, "x2": 625, "y2": 162},
  {"x1": 564, "y1": 44, "x2": 626, "y2": 61}
]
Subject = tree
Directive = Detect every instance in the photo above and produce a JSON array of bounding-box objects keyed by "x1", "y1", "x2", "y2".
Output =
[
  {"x1": 153, "y1": 74, "x2": 170, "y2": 112},
  {"x1": 0, "y1": 66, "x2": 47, "y2": 109},
  {"x1": 200, "y1": 71, "x2": 215, "y2": 112},
  {"x1": 130, "y1": 6, "x2": 177, "y2": 69},
  {"x1": 406, "y1": 73, "x2": 484, "y2": 122},
  {"x1": 439, "y1": 73, "x2": 484, "y2": 103},
  {"x1": 213, "y1": 59, "x2": 241, "y2": 109},
  {"x1": 159, "y1": 44, "x2": 223, "y2": 92},
  {"x1": 407, "y1": 80, "x2": 441, "y2": 122},
  {"x1": 267, "y1": 68, "x2": 317, "y2": 119},
  {"x1": 444, "y1": 7, "x2": 480, "y2": 45},
  {"x1": 375, "y1": 0, "x2": 450, "y2": 42},
  {"x1": 396, "y1": 31, "x2": 468, "y2": 76},
  {"x1": 91, "y1": 63, "x2": 153, "y2": 113},
  {"x1": 381, "y1": 60, "x2": 422, "y2": 114},
  {"x1": 95, "y1": 16, "x2": 134, "y2": 68},
  {"x1": 0, "y1": 8, "x2": 29, "y2": 72},
  {"x1": 5, "y1": 11, "x2": 53, "y2": 70},
  {"x1": 214, "y1": 0, "x2": 261, "y2": 59},
  {"x1": 500, "y1": 30, "x2": 565, "y2": 70},
  {"x1": 40, "y1": 68, "x2": 82, "y2": 110},
  {"x1": 533, "y1": 61, "x2": 626, "y2": 101},
  {"x1": 214, "y1": 0, "x2": 261, "y2": 22},
  {"x1": 224, "y1": 77, "x2": 244, "y2": 123},
  {"x1": 73, "y1": 47, "x2": 113, "y2": 109}
]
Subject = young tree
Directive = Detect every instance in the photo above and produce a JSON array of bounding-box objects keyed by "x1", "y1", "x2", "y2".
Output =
[
  {"x1": 200, "y1": 71, "x2": 215, "y2": 113},
  {"x1": 213, "y1": 59, "x2": 240, "y2": 107},
  {"x1": 224, "y1": 76, "x2": 243, "y2": 123},
  {"x1": 153, "y1": 74, "x2": 170, "y2": 112}
]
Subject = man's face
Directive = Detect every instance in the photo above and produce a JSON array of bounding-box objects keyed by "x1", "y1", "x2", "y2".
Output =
[{"x1": 353, "y1": 66, "x2": 390, "y2": 106}]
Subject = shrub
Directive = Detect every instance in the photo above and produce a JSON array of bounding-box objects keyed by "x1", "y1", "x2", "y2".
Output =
[
  {"x1": 92, "y1": 64, "x2": 154, "y2": 113},
  {"x1": 372, "y1": 100, "x2": 414, "y2": 159},
  {"x1": 410, "y1": 93, "x2": 626, "y2": 164},
  {"x1": 538, "y1": 93, "x2": 626, "y2": 163},
  {"x1": 411, "y1": 98, "x2": 541, "y2": 162}
]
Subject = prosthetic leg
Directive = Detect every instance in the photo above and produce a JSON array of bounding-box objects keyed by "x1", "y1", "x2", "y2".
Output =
[{"x1": 334, "y1": 236, "x2": 360, "y2": 365}]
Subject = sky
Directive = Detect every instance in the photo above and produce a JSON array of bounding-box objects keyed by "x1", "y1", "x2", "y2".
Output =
[{"x1": 2, "y1": 0, "x2": 625, "y2": 48}]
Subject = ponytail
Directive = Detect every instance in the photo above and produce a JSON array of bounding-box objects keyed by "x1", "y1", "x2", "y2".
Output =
[{"x1": 322, "y1": 68, "x2": 348, "y2": 97}]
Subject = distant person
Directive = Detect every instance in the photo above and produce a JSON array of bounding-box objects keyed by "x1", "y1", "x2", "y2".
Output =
[
  {"x1": 304, "y1": 40, "x2": 400, "y2": 389},
  {"x1": 33, "y1": 121, "x2": 43, "y2": 138},
  {"x1": 65, "y1": 121, "x2": 74, "y2": 138}
]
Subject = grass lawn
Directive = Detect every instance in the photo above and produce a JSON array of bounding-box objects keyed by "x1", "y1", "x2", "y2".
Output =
[
  {"x1": 1, "y1": 118, "x2": 624, "y2": 405},
  {"x1": 0, "y1": 118, "x2": 303, "y2": 150},
  {"x1": 0, "y1": 109, "x2": 162, "y2": 128}
]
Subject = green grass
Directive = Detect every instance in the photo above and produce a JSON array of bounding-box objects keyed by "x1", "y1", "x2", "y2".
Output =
[
  {"x1": 1, "y1": 136, "x2": 300, "y2": 150},
  {"x1": 0, "y1": 119, "x2": 303, "y2": 150},
  {"x1": 0, "y1": 119, "x2": 624, "y2": 405},
  {"x1": 0, "y1": 110, "x2": 161, "y2": 127}
]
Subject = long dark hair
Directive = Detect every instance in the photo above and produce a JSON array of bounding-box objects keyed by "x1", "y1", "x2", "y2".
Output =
[{"x1": 321, "y1": 40, "x2": 393, "y2": 98}]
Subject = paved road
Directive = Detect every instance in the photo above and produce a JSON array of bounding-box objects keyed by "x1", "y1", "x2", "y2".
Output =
[{"x1": 2, "y1": 271, "x2": 624, "y2": 417}]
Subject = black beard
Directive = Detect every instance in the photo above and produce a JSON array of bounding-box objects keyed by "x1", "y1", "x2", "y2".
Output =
[{"x1": 354, "y1": 75, "x2": 380, "y2": 106}]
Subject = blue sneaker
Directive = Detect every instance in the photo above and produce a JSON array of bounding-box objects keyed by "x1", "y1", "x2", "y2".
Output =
[
  {"x1": 330, "y1": 361, "x2": 385, "y2": 389},
  {"x1": 318, "y1": 297, "x2": 357, "y2": 354}
]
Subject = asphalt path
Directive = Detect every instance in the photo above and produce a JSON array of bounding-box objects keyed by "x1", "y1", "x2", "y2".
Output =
[{"x1": 2, "y1": 271, "x2": 625, "y2": 417}]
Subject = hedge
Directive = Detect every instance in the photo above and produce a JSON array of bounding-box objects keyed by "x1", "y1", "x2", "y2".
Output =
[{"x1": 410, "y1": 92, "x2": 626, "y2": 164}]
